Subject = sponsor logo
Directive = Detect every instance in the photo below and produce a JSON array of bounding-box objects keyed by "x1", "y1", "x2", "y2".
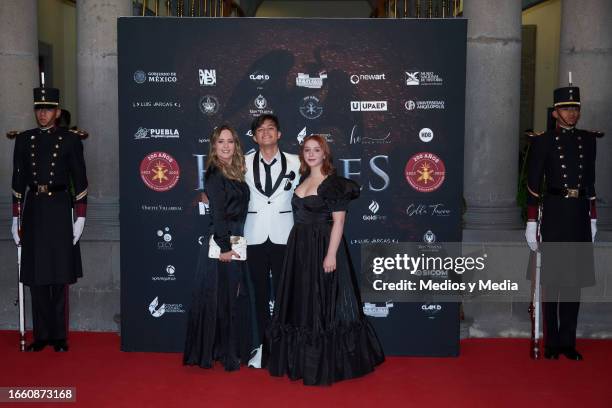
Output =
[
  {"x1": 423, "y1": 230, "x2": 436, "y2": 244},
  {"x1": 249, "y1": 71, "x2": 270, "y2": 87},
  {"x1": 152, "y1": 264, "x2": 177, "y2": 282},
  {"x1": 132, "y1": 101, "x2": 182, "y2": 109},
  {"x1": 350, "y1": 73, "x2": 386, "y2": 84},
  {"x1": 199, "y1": 95, "x2": 220, "y2": 116},
  {"x1": 134, "y1": 127, "x2": 180, "y2": 140},
  {"x1": 405, "y1": 71, "x2": 443, "y2": 86},
  {"x1": 405, "y1": 100, "x2": 445, "y2": 110},
  {"x1": 350, "y1": 237, "x2": 399, "y2": 245},
  {"x1": 140, "y1": 151, "x2": 180, "y2": 192},
  {"x1": 297, "y1": 127, "x2": 307, "y2": 145},
  {"x1": 156, "y1": 226, "x2": 173, "y2": 250},
  {"x1": 406, "y1": 203, "x2": 452, "y2": 217},
  {"x1": 350, "y1": 101, "x2": 388, "y2": 112},
  {"x1": 296, "y1": 72, "x2": 327, "y2": 89},
  {"x1": 362, "y1": 200, "x2": 387, "y2": 222},
  {"x1": 254, "y1": 94, "x2": 267, "y2": 109},
  {"x1": 404, "y1": 152, "x2": 446, "y2": 193},
  {"x1": 363, "y1": 302, "x2": 394, "y2": 318},
  {"x1": 296, "y1": 127, "x2": 332, "y2": 145},
  {"x1": 249, "y1": 94, "x2": 273, "y2": 117},
  {"x1": 198, "y1": 95, "x2": 219, "y2": 116},
  {"x1": 421, "y1": 303, "x2": 443, "y2": 320},
  {"x1": 133, "y1": 70, "x2": 146, "y2": 84},
  {"x1": 198, "y1": 69, "x2": 216, "y2": 86},
  {"x1": 299, "y1": 96, "x2": 323, "y2": 120},
  {"x1": 269, "y1": 300, "x2": 275, "y2": 316},
  {"x1": 140, "y1": 204, "x2": 183, "y2": 212},
  {"x1": 419, "y1": 127, "x2": 434, "y2": 143},
  {"x1": 148, "y1": 296, "x2": 185, "y2": 318},
  {"x1": 134, "y1": 70, "x2": 178, "y2": 83},
  {"x1": 349, "y1": 125, "x2": 391, "y2": 145}
]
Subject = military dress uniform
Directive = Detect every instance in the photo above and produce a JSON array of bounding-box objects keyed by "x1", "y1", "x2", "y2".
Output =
[
  {"x1": 526, "y1": 86, "x2": 600, "y2": 359},
  {"x1": 11, "y1": 87, "x2": 88, "y2": 350}
]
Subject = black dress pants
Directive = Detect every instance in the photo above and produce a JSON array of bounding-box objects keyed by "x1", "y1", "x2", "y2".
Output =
[
  {"x1": 30, "y1": 284, "x2": 68, "y2": 342},
  {"x1": 543, "y1": 285, "x2": 580, "y2": 350},
  {"x1": 247, "y1": 239, "x2": 285, "y2": 345}
]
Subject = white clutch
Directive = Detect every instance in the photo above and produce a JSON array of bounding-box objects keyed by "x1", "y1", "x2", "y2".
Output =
[{"x1": 208, "y1": 235, "x2": 247, "y2": 261}]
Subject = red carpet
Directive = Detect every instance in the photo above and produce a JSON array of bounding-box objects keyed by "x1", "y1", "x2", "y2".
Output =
[{"x1": 1, "y1": 331, "x2": 611, "y2": 407}]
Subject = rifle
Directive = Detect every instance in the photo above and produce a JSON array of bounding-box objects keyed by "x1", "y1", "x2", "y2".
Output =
[
  {"x1": 15, "y1": 205, "x2": 26, "y2": 352},
  {"x1": 528, "y1": 205, "x2": 542, "y2": 359}
]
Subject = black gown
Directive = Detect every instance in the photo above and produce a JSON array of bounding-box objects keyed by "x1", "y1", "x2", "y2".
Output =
[
  {"x1": 183, "y1": 166, "x2": 254, "y2": 371},
  {"x1": 265, "y1": 175, "x2": 384, "y2": 385}
]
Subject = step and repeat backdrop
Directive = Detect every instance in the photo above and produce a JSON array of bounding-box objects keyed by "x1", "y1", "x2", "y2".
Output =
[{"x1": 118, "y1": 17, "x2": 467, "y2": 354}]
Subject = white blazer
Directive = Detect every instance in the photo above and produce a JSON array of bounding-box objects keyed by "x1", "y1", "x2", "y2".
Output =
[{"x1": 244, "y1": 150, "x2": 300, "y2": 245}]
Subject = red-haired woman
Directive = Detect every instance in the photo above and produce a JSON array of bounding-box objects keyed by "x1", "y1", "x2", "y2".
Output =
[{"x1": 264, "y1": 135, "x2": 384, "y2": 385}]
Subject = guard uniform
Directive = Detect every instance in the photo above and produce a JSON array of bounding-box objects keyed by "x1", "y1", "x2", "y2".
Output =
[
  {"x1": 526, "y1": 86, "x2": 601, "y2": 357},
  {"x1": 11, "y1": 86, "x2": 88, "y2": 348}
]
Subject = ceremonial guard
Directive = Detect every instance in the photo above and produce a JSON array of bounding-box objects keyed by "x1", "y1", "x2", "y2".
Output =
[
  {"x1": 525, "y1": 79, "x2": 602, "y2": 361},
  {"x1": 10, "y1": 81, "x2": 88, "y2": 352}
]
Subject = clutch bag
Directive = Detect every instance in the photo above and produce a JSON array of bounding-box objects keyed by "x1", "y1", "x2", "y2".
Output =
[{"x1": 208, "y1": 235, "x2": 247, "y2": 261}]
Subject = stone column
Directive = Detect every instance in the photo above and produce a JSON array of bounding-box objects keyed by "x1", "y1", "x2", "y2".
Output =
[
  {"x1": 76, "y1": 0, "x2": 131, "y2": 238},
  {"x1": 0, "y1": 0, "x2": 38, "y2": 206},
  {"x1": 558, "y1": 0, "x2": 612, "y2": 230},
  {"x1": 463, "y1": 0, "x2": 523, "y2": 230},
  {"x1": 76, "y1": 0, "x2": 131, "y2": 200}
]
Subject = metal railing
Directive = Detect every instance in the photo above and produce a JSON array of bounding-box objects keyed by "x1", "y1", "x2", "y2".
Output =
[
  {"x1": 372, "y1": 0, "x2": 463, "y2": 18},
  {"x1": 136, "y1": 0, "x2": 245, "y2": 17}
]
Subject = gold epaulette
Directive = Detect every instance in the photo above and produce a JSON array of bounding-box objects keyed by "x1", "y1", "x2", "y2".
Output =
[
  {"x1": 5, "y1": 130, "x2": 21, "y2": 139},
  {"x1": 525, "y1": 130, "x2": 545, "y2": 138},
  {"x1": 69, "y1": 128, "x2": 89, "y2": 139}
]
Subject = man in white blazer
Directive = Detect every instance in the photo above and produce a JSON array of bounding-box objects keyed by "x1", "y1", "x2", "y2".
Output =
[{"x1": 244, "y1": 114, "x2": 299, "y2": 367}]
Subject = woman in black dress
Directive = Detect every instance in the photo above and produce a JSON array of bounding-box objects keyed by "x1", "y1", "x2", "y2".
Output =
[
  {"x1": 265, "y1": 135, "x2": 384, "y2": 385},
  {"x1": 184, "y1": 125, "x2": 253, "y2": 371}
]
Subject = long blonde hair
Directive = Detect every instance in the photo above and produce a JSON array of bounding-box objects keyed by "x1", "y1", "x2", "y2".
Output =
[{"x1": 206, "y1": 125, "x2": 246, "y2": 181}]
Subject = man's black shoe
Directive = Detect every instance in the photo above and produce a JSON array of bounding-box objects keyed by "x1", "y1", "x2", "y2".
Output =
[
  {"x1": 26, "y1": 341, "x2": 48, "y2": 352},
  {"x1": 53, "y1": 340, "x2": 69, "y2": 352},
  {"x1": 561, "y1": 348, "x2": 583, "y2": 361},
  {"x1": 544, "y1": 347, "x2": 559, "y2": 360}
]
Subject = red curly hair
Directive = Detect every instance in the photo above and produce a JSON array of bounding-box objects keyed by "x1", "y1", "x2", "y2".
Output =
[{"x1": 299, "y1": 134, "x2": 334, "y2": 176}]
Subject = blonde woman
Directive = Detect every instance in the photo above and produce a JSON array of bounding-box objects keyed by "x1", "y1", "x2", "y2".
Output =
[{"x1": 184, "y1": 125, "x2": 253, "y2": 371}]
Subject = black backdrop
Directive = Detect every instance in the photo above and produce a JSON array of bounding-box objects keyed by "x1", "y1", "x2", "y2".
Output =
[{"x1": 118, "y1": 17, "x2": 467, "y2": 355}]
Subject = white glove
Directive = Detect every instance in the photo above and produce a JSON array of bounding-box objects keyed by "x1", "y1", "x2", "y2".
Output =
[
  {"x1": 591, "y1": 219, "x2": 597, "y2": 242},
  {"x1": 73, "y1": 217, "x2": 86, "y2": 245},
  {"x1": 11, "y1": 217, "x2": 20, "y2": 246},
  {"x1": 525, "y1": 221, "x2": 538, "y2": 251}
]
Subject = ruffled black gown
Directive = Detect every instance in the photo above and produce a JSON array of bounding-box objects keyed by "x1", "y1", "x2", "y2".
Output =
[
  {"x1": 264, "y1": 175, "x2": 385, "y2": 385},
  {"x1": 183, "y1": 166, "x2": 254, "y2": 371}
]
